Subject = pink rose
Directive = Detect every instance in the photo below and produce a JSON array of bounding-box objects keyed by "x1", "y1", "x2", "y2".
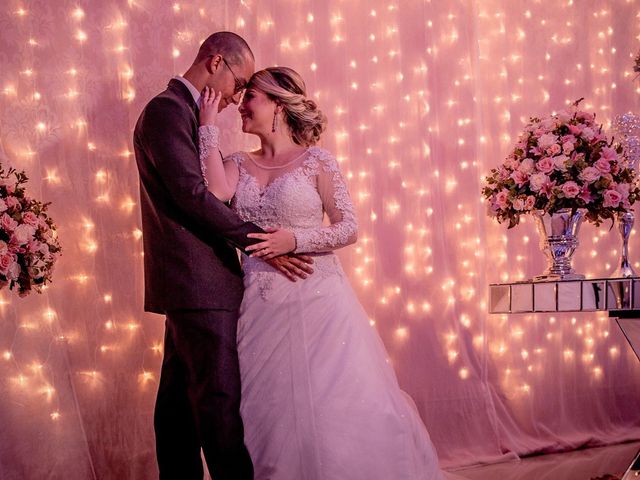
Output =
[
  {"x1": 561, "y1": 181, "x2": 580, "y2": 198},
  {"x1": 594, "y1": 158, "x2": 611, "y2": 174},
  {"x1": 0, "y1": 240, "x2": 7, "y2": 256},
  {"x1": 5, "y1": 197, "x2": 19, "y2": 210},
  {"x1": 515, "y1": 139, "x2": 527, "y2": 150},
  {"x1": 572, "y1": 152, "x2": 585, "y2": 163},
  {"x1": 547, "y1": 143, "x2": 562, "y2": 156},
  {"x1": 579, "y1": 167, "x2": 601, "y2": 183},
  {"x1": 553, "y1": 155, "x2": 569, "y2": 172},
  {"x1": 525, "y1": 195, "x2": 536, "y2": 210},
  {"x1": 497, "y1": 166, "x2": 510, "y2": 180},
  {"x1": 603, "y1": 189, "x2": 622, "y2": 208},
  {"x1": 0, "y1": 179, "x2": 15, "y2": 194},
  {"x1": 510, "y1": 170, "x2": 529, "y2": 187},
  {"x1": 536, "y1": 157, "x2": 555, "y2": 174},
  {"x1": 562, "y1": 141, "x2": 574, "y2": 154},
  {"x1": 26, "y1": 240, "x2": 39, "y2": 253},
  {"x1": 577, "y1": 111, "x2": 595, "y2": 123},
  {"x1": 615, "y1": 183, "x2": 631, "y2": 201},
  {"x1": 504, "y1": 157, "x2": 520, "y2": 170},
  {"x1": 494, "y1": 189, "x2": 510, "y2": 209},
  {"x1": 600, "y1": 147, "x2": 617, "y2": 162},
  {"x1": 512, "y1": 198, "x2": 526, "y2": 211},
  {"x1": 22, "y1": 211, "x2": 38, "y2": 226},
  {"x1": 0, "y1": 198, "x2": 6, "y2": 213},
  {"x1": 0, "y1": 253, "x2": 15, "y2": 274},
  {"x1": 568, "y1": 124, "x2": 583, "y2": 135},
  {"x1": 1, "y1": 214, "x2": 18, "y2": 233},
  {"x1": 529, "y1": 172, "x2": 549, "y2": 192},
  {"x1": 37, "y1": 217, "x2": 49, "y2": 230}
]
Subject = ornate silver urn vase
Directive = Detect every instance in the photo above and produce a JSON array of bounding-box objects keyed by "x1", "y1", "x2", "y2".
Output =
[{"x1": 532, "y1": 209, "x2": 586, "y2": 281}]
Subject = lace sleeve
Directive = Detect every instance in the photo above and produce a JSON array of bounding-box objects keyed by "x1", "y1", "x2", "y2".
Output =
[
  {"x1": 198, "y1": 125, "x2": 220, "y2": 186},
  {"x1": 293, "y1": 150, "x2": 358, "y2": 253}
]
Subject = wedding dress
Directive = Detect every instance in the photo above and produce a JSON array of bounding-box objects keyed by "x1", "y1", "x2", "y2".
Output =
[{"x1": 201, "y1": 131, "x2": 444, "y2": 478}]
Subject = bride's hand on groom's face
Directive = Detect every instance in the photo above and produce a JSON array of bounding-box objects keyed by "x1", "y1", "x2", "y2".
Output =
[
  {"x1": 246, "y1": 228, "x2": 296, "y2": 259},
  {"x1": 199, "y1": 87, "x2": 222, "y2": 125}
]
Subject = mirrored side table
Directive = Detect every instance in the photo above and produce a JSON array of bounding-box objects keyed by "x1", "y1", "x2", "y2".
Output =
[{"x1": 489, "y1": 278, "x2": 640, "y2": 477}]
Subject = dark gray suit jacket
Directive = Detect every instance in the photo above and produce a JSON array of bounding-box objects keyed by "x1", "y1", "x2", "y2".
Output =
[{"x1": 134, "y1": 79, "x2": 262, "y2": 313}]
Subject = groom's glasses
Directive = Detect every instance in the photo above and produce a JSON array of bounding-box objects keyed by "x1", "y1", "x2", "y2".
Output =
[{"x1": 222, "y1": 57, "x2": 247, "y2": 95}]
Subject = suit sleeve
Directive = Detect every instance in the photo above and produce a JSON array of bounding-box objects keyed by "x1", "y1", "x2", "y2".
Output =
[{"x1": 139, "y1": 95, "x2": 263, "y2": 250}]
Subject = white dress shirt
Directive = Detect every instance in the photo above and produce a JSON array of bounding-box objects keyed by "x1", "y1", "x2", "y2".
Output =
[{"x1": 173, "y1": 76, "x2": 201, "y2": 106}]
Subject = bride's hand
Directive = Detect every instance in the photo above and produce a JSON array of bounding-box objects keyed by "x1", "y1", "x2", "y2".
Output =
[
  {"x1": 199, "y1": 87, "x2": 221, "y2": 126},
  {"x1": 265, "y1": 254, "x2": 314, "y2": 281},
  {"x1": 246, "y1": 228, "x2": 296, "y2": 259}
]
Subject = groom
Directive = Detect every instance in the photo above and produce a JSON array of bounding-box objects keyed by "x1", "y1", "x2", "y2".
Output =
[{"x1": 134, "y1": 32, "x2": 312, "y2": 479}]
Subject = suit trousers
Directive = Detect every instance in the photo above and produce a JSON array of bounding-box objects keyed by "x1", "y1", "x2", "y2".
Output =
[{"x1": 154, "y1": 309, "x2": 253, "y2": 480}]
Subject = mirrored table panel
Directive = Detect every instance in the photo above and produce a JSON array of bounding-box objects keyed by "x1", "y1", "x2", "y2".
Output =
[{"x1": 489, "y1": 278, "x2": 639, "y2": 314}]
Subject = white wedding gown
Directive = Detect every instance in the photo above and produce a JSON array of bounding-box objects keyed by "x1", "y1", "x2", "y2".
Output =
[{"x1": 220, "y1": 146, "x2": 444, "y2": 479}]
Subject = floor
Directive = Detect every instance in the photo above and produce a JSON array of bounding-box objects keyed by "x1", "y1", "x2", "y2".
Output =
[{"x1": 447, "y1": 441, "x2": 640, "y2": 480}]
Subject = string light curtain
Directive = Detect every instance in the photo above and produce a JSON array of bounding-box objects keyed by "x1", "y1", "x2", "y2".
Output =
[{"x1": 1, "y1": 0, "x2": 639, "y2": 478}]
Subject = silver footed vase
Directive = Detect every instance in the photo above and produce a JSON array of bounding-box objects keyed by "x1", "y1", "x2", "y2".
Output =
[
  {"x1": 611, "y1": 113, "x2": 639, "y2": 279},
  {"x1": 613, "y1": 210, "x2": 637, "y2": 278},
  {"x1": 532, "y1": 208, "x2": 586, "y2": 281}
]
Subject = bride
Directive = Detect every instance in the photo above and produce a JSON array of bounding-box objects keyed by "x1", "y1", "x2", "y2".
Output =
[{"x1": 198, "y1": 66, "x2": 444, "y2": 480}]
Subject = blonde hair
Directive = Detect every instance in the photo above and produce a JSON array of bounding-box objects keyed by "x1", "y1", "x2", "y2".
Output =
[{"x1": 247, "y1": 67, "x2": 327, "y2": 146}]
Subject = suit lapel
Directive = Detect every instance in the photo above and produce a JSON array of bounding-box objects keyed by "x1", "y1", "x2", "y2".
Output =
[{"x1": 167, "y1": 79, "x2": 200, "y2": 119}]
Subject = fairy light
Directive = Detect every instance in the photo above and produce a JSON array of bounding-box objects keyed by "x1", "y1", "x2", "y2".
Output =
[{"x1": 72, "y1": 7, "x2": 85, "y2": 20}]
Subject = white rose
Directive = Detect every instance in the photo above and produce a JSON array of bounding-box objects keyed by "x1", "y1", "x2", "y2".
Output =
[
  {"x1": 6, "y1": 261, "x2": 20, "y2": 280},
  {"x1": 538, "y1": 133, "x2": 559, "y2": 149},
  {"x1": 12, "y1": 224, "x2": 36, "y2": 245},
  {"x1": 556, "y1": 110, "x2": 572, "y2": 123},
  {"x1": 518, "y1": 158, "x2": 535, "y2": 174},
  {"x1": 529, "y1": 173, "x2": 549, "y2": 192},
  {"x1": 581, "y1": 127, "x2": 595, "y2": 141}
]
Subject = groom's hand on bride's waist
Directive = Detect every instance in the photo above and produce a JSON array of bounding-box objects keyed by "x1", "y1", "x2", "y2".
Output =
[{"x1": 266, "y1": 255, "x2": 314, "y2": 282}]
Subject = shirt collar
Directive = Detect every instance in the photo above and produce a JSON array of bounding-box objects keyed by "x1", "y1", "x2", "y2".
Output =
[{"x1": 173, "y1": 76, "x2": 201, "y2": 105}]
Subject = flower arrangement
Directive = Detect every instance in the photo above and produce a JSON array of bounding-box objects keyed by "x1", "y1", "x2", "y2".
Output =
[
  {"x1": 482, "y1": 99, "x2": 640, "y2": 228},
  {"x1": 0, "y1": 164, "x2": 61, "y2": 296}
]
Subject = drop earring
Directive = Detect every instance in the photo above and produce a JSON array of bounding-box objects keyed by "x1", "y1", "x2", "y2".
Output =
[{"x1": 272, "y1": 110, "x2": 279, "y2": 132}]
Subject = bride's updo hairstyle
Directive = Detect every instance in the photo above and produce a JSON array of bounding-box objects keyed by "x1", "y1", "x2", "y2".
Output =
[{"x1": 247, "y1": 67, "x2": 327, "y2": 146}]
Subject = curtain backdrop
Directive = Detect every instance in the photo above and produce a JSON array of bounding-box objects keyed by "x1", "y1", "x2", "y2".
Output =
[{"x1": 1, "y1": 1, "x2": 639, "y2": 478}]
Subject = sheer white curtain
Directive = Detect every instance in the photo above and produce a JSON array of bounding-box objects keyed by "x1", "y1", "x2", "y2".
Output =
[{"x1": 0, "y1": 0, "x2": 639, "y2": 478}]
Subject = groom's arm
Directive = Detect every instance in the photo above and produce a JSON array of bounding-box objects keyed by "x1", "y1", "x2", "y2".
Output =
[{"x1": 139, "y1": 95, "x2": 261, "y2": 251}]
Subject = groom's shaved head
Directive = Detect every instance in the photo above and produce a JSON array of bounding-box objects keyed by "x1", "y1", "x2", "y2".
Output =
[{"x1": 195, "y1": 31, "x2": 254, "y2": 66}]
